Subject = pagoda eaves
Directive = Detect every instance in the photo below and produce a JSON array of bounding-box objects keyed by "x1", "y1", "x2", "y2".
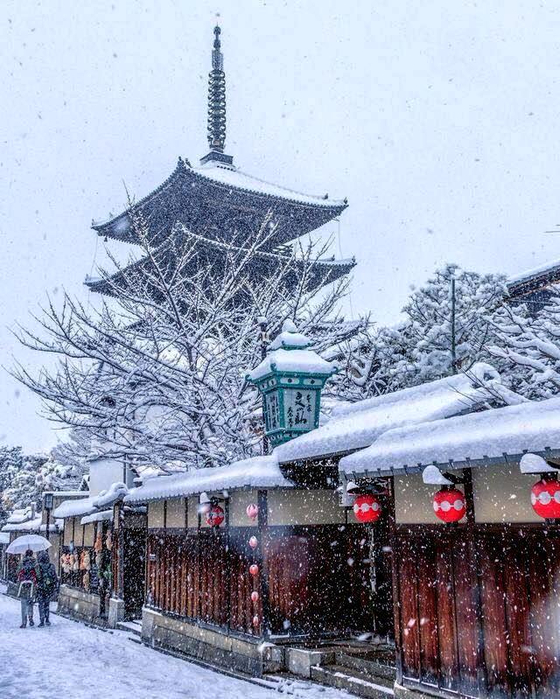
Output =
[
  {"x1": 92, "y1": 158, "x2": 348, "y2": 249},
  {"x1": 85, "y1": 228, "x2": 355, "y2": 300}
]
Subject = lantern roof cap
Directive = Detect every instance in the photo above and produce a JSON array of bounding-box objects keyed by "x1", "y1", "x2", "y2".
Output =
[
  {"x1": 268, "y1": 319, "x2": 312, "y2": 351},
  {"x1": 247, "y1": 347, "x2": 335, "y2": 383}
]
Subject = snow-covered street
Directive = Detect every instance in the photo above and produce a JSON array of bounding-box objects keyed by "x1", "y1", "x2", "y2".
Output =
[{"x1": 0, "y1": 592, "x2": 347, "y2": 699}]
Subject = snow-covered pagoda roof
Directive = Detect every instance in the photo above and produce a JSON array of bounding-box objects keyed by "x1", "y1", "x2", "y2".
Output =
[
  {"x1": 275, "y1": 363, "x2": 508, "y2": 464},
  {"x1": 92, "y1": 158, "x2": 348, "y2": 249},
  {"x1": 339, "y1": 395, "x2": 560, "y2": 477},
  {"x1": 86, "y1": 226, "x2": 355, "y2": 298},
  {"x1": 124, "y1": 455, "x2": 292, "y2": 505}
]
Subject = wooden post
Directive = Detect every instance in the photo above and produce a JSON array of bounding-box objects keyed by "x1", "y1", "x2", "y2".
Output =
[
  {"x1": 388, "y1": 477, "x2": 404, "y2": 687},
  {"x1": 463, "y1": 468, "x2": 489, "y2": 697},
  {"x1": 258, "y1": 489, "x2": 271, "y2": 638}
]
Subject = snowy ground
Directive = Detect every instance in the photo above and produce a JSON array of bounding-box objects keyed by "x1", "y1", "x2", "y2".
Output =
[{"x1": 0, "y1": 590, "x2": 348, "y2": 699}]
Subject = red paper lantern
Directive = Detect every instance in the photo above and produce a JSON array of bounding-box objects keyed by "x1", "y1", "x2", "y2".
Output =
[
  {"x1": 433, "y1": 487, "x2": 466, "y2": 523},
  {"x1": 252, "y1": 615, "x2": 260, "y2": 627},
  {"x1": 353, "y1": 494, "x2": 381, "y2": 523},
  {"x1": 249, "y1": 564, "x2": 259, "y2": 576},
  {"x1": 531, "y1": 478, "x2": 560, "y2": 519},
  {"x1": 205, "y1": 505, "x2": 225, "y2": 527},
  {"x1": 249, "y1": 536, "x2": 258, "y2": 549},
  {"x1": 246, "y1": 503, "x2": 259, "y2": 520},
  {"x1": 251, "y1": 590, "x2": 259, "y2": 603}
]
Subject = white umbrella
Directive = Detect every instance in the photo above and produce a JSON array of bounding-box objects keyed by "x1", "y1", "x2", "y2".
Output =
[{"x1": 6, "y1": 534, "x2": 52, "y2": 555}]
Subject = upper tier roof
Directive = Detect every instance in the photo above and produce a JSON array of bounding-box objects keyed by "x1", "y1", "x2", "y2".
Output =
[{"x1": 92, "y1": 158, "x2": 348, "y2": 248}]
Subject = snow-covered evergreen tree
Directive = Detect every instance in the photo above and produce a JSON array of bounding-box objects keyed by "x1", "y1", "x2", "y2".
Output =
[
  {"x1": 488, "y1": 289, "x2": 560, "y2": 399},
  {"x1": 335, "y1": 264, "x2": 508, "y2": 400}
]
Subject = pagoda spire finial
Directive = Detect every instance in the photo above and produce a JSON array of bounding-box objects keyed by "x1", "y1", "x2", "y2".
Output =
[{"x1": 207, "y1": 23, "x2": 226, "y2": 153}]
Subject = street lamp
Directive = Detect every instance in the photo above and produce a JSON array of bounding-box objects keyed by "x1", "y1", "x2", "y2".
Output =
[
  {"x1": 246, "y1": 319, "x2": 336, "y2": 447},
  {"x1": 43, "y1": 492, "x2": 54, "y2": 541}
]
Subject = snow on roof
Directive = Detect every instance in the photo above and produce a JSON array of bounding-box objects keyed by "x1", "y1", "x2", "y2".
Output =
[
  {"x1": 340, "y1": 396, "x2": 560, "y2": 476},
  {"x1": 124, "y1": 455, "x2": 292, "y2": 505},
  {"x1": 53, "y1": 483, "x2": 128, "y2": 519},
  {"x1": 5, "y1": 508, "x2": 34, "y2": 525},
  {"x1": 268, "y1": 320, "x2": 311, "y2": 351},
  {"x1": 196, "y1": 161, "x2": 345, "y2": 208},
  {"x1": 508, "y1": 258, "x2": 560, "y2": 287},
  {"x1": 0, "y1": 532, "x2": 10, "y2": 544},
  {"x1": 275, "y1": 363, "x2": 504, "y2": 464},
  {"x1": 53, "y1": 496, "x2": 98, "y2": 519},
  {"x1": 81, "y1": 510, "x2": 113, "y2": 525},
  {"x1": 248, "y1": 348, "x2": 335, "y2": 382},
  {"x1": 2, "y1": 515, "x2": 43, "y2": 533}
]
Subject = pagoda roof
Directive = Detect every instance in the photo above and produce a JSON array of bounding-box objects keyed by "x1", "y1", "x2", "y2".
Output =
[
  {"x1": 92, "y1": 158, "x2": 347, "y2": 248},
  {"x1": 85, "y1": 230, "x2": 355, "y2": 300}
]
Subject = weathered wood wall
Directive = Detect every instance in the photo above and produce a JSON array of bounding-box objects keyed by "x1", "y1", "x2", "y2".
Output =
[
  {"x1": 146, "y1": 524, "x2": 376, "y2": 638},
  {"x1": 394, "y1": 525, "x2": 560, "y2": 698}
]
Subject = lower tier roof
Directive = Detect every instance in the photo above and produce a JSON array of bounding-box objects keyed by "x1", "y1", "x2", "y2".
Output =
[{"x1": 85, "y1": 230, "x2": 355, "y2": 301}]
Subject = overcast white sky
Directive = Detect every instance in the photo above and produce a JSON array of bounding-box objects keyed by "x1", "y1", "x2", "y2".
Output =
[{"x1": 1, "y1": 0, "x2": 560, "y2": 452}]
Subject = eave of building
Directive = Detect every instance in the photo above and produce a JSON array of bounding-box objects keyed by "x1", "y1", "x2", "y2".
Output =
[
  {"x1": 91, "y1": 158, "x2": 348, "y2": 248},
  {"x1": 507, "y1": 260, "x2": 560, "y2": 298},
  {"x1": 85, "y1": 232, "x2": 356, "y2": 298}
]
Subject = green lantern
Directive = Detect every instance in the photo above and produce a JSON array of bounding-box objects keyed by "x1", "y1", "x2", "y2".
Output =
[{"x1": 247, "y1": 320, "x2": 336, "y2": 447}]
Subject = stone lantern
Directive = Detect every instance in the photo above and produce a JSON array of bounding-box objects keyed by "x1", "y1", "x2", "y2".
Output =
[{"x1": 246, "y1": 319, "x2": 336, "y2": 447}]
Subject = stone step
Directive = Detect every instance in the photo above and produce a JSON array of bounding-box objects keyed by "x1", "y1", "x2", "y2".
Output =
[
  {"x1": 311, "y1": 664, "x2": 395, "y2": 699},
  {"x1": 116, "y1": 620, "x2": 142, "y2": 637},
  {"x1": 336, "y1": 651, "x2": 396, "y2": 682}
]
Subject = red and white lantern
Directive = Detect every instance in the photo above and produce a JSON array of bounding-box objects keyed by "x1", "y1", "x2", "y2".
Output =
[
  {"x1": 251, "y1": 590, "x2": 259, "y2": 603},
  {"x1": 205, "y1": 505, "x2": 225, "y2": 527},
  {"x1": 531, "y1": 478, "x2": 560, "y2": 520},
  {"x1": 249, "y1": 564, "x2": 259, "y2": 576},
  {"x1": 246, "y1": 503, "x2": 259, "y2": 521},
  {"x1": 252, "y1": 615, "x2": 260, "y2": 627},
  {"x1": 353, "y1": 494, "x2": 381, "y2": 524},
  {"x1": 433, "y1": 487, "x2": 466, "y2": 523},
  {"x1": 249, "y1": 536, "x2": 258, "y2": 550}
]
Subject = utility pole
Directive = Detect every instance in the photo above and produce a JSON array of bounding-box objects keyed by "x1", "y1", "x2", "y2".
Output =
[{"x1": 450, "y1": 277, "x2": 457, "y2": 374}]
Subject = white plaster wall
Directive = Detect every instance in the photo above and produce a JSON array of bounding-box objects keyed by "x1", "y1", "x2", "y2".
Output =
[
  {"x1": 187, "y1": 497, "x2": 199, "y2": 528},
  {"x1": 83, "y1": 523, "x2": 95, "y2": 547},
  {"x1": 148, "y1": 500, "x2": 165, "y2": 529},
  {"x1": 473, "y1": 463, "x2": 541, "y2": 523},
  {"x1": 166, "y1": 498, "x2": 186, "y2": 528},
  {"x1": 267, "y1": 489, "x2": 346, "y2": 526},
  {"x1": 89, "y1": 457, "x2": 124, "y2": 495},
  {"x1": 63, "y1": 517, "x2": 74, "y2": 544},
  {"x1": 394, "y1": 474, "x2": 449, "y2": 525},
  {"x1": 230, "y1": 490, "x2": 259, "y2": 527}
]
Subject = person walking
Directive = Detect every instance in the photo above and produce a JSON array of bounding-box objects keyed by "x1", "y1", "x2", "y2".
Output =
[
  {"x1": 36, "y1": 550, "x2": 58, "y2": 627},
  {"x1": 17, "y1": 549, "x2": 37, "y2": 628}
]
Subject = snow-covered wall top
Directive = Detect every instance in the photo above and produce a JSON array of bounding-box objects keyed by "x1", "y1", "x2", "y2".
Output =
[
  {"x1": 124, "y1": 455, "x2": 291, "y2": 505},
  {"x1": 53, "y1": 482, "x2": 128, "y2": 519},
  {"x1": 340, "y1": 395, "x2": 560, "y2": 476},
  {"x1": 275, "y1": 363, "x2": 504, "y2": 464}
]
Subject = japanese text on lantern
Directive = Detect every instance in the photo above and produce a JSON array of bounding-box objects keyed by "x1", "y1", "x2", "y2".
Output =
[
  {"x1": 264, "y1": 392, "x2": 280, "y2": 431},
  {"x1": 284, "y1": 389, "x2": 316, "y2": 428}
]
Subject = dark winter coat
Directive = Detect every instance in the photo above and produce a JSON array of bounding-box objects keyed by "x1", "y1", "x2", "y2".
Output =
[
  {"x1": 36, "y1": 551, "x2": 58, "y2": 598},
  {"x1": 17, "y1": 555, "x2": 37, "y2": 600}
]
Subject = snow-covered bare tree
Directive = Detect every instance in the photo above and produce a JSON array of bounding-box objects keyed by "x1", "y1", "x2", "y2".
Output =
[
  {"x1": 488, "y1": 289, "x2": 560, "y2": 399},
  {"x1": 13, "y1": 210, "x2": 352, "y2": 469}
]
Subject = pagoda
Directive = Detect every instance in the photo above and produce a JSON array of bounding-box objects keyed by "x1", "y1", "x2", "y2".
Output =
[{"x1": 86, "y1": 26, "x2": 354, "y2": 299}]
